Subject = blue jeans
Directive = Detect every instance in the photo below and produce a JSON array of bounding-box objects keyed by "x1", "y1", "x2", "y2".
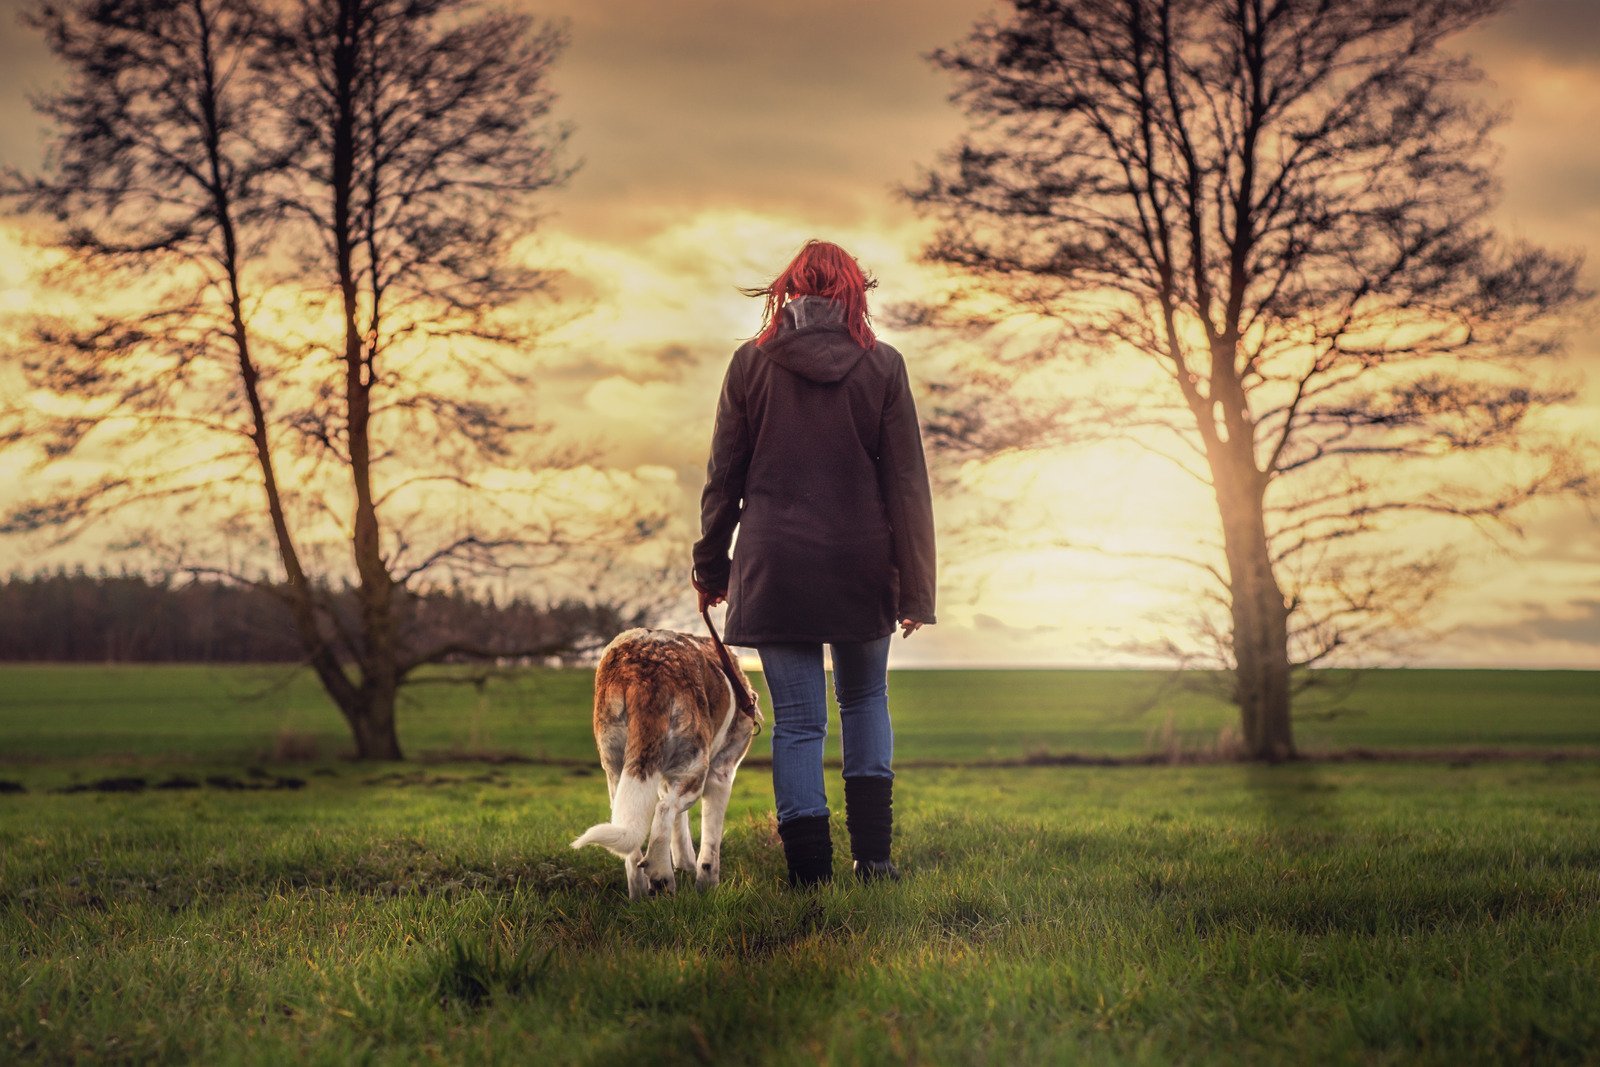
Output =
[{"x1": 757, "y1": 635, "x2": 894, "y2": 824}]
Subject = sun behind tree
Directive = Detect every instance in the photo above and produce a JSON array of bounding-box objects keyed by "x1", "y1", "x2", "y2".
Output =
[{"x1": 906, "y1": 0, "x2": 1592, "y2": 760}]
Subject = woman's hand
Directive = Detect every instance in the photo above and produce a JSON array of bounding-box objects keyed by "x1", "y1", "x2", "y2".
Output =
[
  {"x1": 899, "y1": 618, "x2": 922, "y2": 638},
  {"x1": 690, "y1": 573, "x2": 726, "y2": 613}
]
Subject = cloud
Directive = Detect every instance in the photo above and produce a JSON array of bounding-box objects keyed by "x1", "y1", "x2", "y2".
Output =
[
  {"x1": 522, "y1": 0, "x2": 981, "y2": 239},
  {"x1": 649, "y1": 344, "x2": 697, "y2": 378},
  {"x1": 972, "y1": 612, "x2": 1056, "y2": 636},
  {"x1": 1458, "y1": 0, "x2": 1600, "y2": 70},
  {"x1": 1, "y1": 0, "x2": 1596, "y2": 668},
  {"x1": 1446, "y1": 598, "x2": 1600, "y2": 650},
  {"x1": 1521, "y1": 508, "x2": 1600, "y2": 565}
]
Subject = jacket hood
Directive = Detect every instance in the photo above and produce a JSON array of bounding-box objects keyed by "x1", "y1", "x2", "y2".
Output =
[{"x1": 757, "y1": 295, "x2": 869, "y2": 384}]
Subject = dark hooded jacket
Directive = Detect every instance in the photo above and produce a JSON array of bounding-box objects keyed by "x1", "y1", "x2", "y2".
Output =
[{"x1": 692, "y1": 296, "x2": 937, "y2": 645}]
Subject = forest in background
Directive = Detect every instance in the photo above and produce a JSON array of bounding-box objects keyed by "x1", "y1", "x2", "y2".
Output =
[{"x1": 0, "y1": 570, "x2": 636, "y2": 664}]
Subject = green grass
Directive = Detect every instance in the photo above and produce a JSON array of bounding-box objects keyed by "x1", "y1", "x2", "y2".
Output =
[
  {"x1": 2, "y1": 761, "x2": 1598, "y2": 1064},
  {"x1": 1, "y1": 664, "x2": 1596, "y2": 764},
  {"x1": 2, "y1": 666, "x2": 1598, "y2": 1063}
]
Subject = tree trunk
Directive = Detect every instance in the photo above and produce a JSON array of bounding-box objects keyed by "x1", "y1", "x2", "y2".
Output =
[
  {"x1": 193, "y1": 0, "x2": 364, "y2": 732},
  {"x1": 342, "y1": 688, "x2": 403, "y2": 761},
  {"x1": 1211, "y1": 452, "x2": 1296, "y2": 761},
  {"x1": 331, "y1": 0, "x2": 403, "y2": 762}
]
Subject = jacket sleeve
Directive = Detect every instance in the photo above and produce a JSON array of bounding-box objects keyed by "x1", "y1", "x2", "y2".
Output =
[
  {"x1": 877, "y1": 353, "x2": 937, "y2": 623},
  {"x1": 692, "y1": 352, "x2": 752, "y2": 593}
]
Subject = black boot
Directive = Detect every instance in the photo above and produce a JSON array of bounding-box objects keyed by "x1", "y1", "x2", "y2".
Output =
[
  {"x1": 776, "y1": 814, "x2": 833, "y2": 887},
  {"x1": 844, "y1": 776, "x2": 900, "y2": 882}
]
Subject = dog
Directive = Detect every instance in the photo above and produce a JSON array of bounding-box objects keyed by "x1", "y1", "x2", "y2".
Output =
[{"x1": 570, "y1": 627, "x2": 761, "y2": 898}]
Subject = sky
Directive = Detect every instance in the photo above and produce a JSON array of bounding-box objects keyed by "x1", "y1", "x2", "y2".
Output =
[{"x1": 0, "y1": 0, "x2": 1597, "y2": 668}]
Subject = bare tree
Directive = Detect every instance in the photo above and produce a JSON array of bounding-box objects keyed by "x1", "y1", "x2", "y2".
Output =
[
  {"x1": 907, "y1": 0, "x2": 1591, "y2": 759},
  {"x1": 4, "y1": 0, "x2": 658, "y2": 759}
]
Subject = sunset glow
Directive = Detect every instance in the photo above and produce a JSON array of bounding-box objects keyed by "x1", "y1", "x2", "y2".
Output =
[{"x1": 0, "y1": 0, "x2": 1595, "y2": 668}]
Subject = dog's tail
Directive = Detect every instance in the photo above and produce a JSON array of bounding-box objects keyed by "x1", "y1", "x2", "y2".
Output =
[{"x1": 571, "y1": 770, "x2": 659, "y2": 858}]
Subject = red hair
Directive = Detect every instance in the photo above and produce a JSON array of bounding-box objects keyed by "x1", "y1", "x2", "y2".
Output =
[{"x1": 742, "y1": 239, "x2": 877, "y2": 349}]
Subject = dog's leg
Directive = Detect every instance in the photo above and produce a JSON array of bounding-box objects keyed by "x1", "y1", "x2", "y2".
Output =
[
  {"x1": 671, "y1": 806, "x2": 697, "y2": 873},
  {"x1": 641, "y1": 786, "x2": 683, "y2": 895},
  {"x1": 696, "y1": 764, "x2": 736, "y2": 890},
  {"x1": 671, "y1": 763, "x2": 707, "y2": 873},
  {"x1": 624, "y1": 849, "x2": 649, "y2": 900}
]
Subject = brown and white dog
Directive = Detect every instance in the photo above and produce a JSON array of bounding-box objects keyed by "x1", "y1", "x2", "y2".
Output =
[{"x1": 571, "y1": 628, "x2": 761, "y2": 898}]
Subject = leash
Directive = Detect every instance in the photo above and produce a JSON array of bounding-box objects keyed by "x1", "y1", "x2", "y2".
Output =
[{"x1": 702, "y1": 605, "x2": 760, "y2": 734}]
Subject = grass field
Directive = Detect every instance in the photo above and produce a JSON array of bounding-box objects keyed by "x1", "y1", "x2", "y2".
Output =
[
  {"x1": 2, "y1": 664, "x2": 1597, "y2": 765},
  {"x1": 2, "y1": 666, "x2": 1599, "y2": 1063}
]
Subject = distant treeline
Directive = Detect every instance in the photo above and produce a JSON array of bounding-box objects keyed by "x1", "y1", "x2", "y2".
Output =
[{"x1": 0, "y1": 569, "x2": 635, "y2": 664}]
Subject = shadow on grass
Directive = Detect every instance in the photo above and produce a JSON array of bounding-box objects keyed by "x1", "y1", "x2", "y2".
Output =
[
  {"x1": 372, "y1": 893, "x2": 857, "y2": 1066},
  {"x1": 1244, "y1": 760, "x2": 1346, "y2": 850},
  {"x1": 583, "y1": 952, "x2": 846, "y2": 1066},
  {"x1": 1183, "y1": 878, "x2": 1585, "y2": 938},
  {"x1": 429, "y1": 937, "x2": 554, "y2": 1009}
]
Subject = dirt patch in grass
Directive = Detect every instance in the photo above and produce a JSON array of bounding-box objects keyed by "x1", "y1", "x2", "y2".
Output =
[
  {"x1": 883, "y1": 746, "x2": 1600, "y2": 769},
  {"x1": 53, "y1": 776, "x2": 149, "y2": 794},
  {"x1": 204, "y1": 773, "x2": 305, "y2": 791},
  {"x1": 44, "y1": 773, "x2": 306, "y2": 794},
  {"x1": 361, "y1": 770, "x2": 509, "y2": 788},
  {"x1": 416, "y1": 749, "x2": 537, "y2": 765}
]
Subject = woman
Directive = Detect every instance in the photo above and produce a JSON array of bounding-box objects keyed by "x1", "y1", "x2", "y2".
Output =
[{"x1": 692, "y1": 239, "x2": 937, "y2": 887}]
